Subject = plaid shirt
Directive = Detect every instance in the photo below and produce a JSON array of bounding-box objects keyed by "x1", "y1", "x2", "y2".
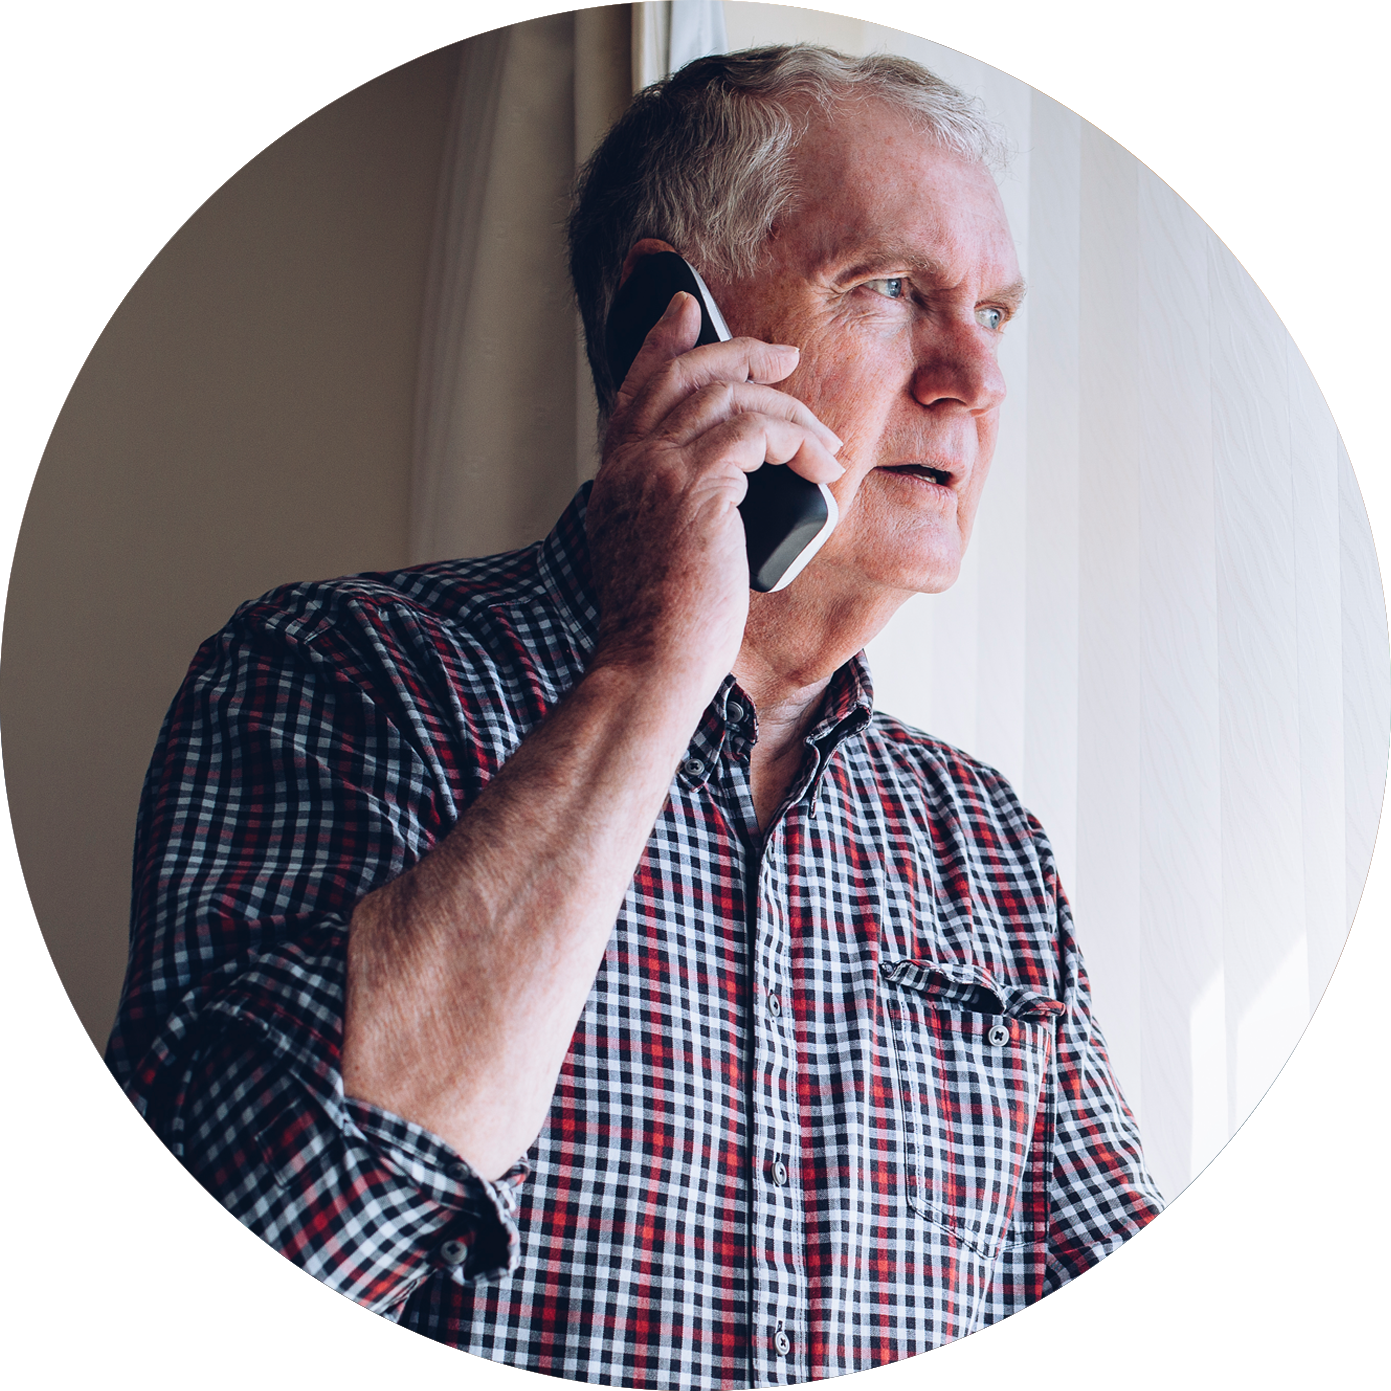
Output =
[{"x1": 109, "y1": 484, "x2": 1161, "y2": 1387}]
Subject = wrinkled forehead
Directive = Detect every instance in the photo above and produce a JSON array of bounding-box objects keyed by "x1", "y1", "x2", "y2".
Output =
[{"x1": 779, "y1": 101, "x2": 1018, "y2": 281}]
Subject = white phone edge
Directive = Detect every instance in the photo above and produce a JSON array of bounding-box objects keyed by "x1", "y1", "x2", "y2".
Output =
[
  {"x1": 767, "y1": 485, "x2": 839, "y2": 592},
  {"x1": 687, "y1": 264, "x2": 734, "y2": 342}
]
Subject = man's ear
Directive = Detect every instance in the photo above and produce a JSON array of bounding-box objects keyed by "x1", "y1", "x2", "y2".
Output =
[{"x1": 618, "y1": 238, "x2": 680, "y2": 289}]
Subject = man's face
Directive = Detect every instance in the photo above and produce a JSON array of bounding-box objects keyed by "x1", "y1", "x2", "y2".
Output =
[{"x1": 706, "y1": 101, "x2": 1024, "y2": 600}]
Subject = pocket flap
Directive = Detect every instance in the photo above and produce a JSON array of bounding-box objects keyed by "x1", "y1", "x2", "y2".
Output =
[{"x1": 880, "y1": 957, "x2": 1064, "y2": 1022}]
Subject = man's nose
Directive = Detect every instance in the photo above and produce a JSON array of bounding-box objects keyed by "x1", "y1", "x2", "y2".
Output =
[{"x1": 908, "y1": 317, "x2": 1006, "y2": 415}]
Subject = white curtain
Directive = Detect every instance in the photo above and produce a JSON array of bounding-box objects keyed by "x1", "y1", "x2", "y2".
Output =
[
  {"x1": 632, "y1": 1, "x2": 729, "y2": 89},
  {"x1": 411, "y1": 4, "x2": 1390, "y2": 1207},
  {"x1": 410, "y1": 8, "x2": 632, "y2": 564},
  {"x1": 411, "y1": 4, "x2": 728, "y2": 565},
  {"x1": 796, "y1": 19, "x2": 1389, "y2": 1202}
]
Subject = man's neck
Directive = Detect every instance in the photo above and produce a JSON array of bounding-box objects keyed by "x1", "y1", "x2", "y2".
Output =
[
  {"x1": 732, "y1": 578, "x2": 907, "y2": 829},
  {"x1": 732, "y1": 645, "x2": 833, "y2": 831}
]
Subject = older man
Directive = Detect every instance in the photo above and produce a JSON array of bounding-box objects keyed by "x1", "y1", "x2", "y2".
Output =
[{"x1": 109, "y1": 46, "x2": 1161, "y2": 1388}]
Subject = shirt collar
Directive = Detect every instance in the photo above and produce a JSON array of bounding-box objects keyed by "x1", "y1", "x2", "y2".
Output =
[
  {"x1": 796, "y1": 653, "x2": 875, "y2": 810},
  {"x1": 805, "y1": 650, "x2": 876, "y2": 748},
  {"x1": 679, "y1": 658, "x2": 876, "y2": 800},
  {"x1": 678, "y1": 676, "x2": 750, "y2": 790},
  {"x1": 537, "y1": 483, "x2": 601, "y2": 659}
]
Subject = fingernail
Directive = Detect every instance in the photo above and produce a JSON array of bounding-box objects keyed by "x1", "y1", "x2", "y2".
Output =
[
  {"x1": 827, "y1": 431, "x2": 844, "y2": 452},
  {"x1": 664, "y1": 291, "x2": 691, "y2": 317}
]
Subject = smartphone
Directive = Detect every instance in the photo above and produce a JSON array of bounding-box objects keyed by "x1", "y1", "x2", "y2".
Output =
[{"x1": 603, "y1": 251, "x2": 839, "y2": 593}]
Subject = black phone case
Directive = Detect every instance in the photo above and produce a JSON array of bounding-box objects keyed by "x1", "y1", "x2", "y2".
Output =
[{"x1": 604, "y1": 252, "x2": 831, "y2": 593}]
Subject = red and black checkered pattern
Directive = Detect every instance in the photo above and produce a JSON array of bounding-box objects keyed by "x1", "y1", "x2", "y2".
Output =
[{"x1": 108, "y1": 484, "x2": 1162, "y2": 1387}]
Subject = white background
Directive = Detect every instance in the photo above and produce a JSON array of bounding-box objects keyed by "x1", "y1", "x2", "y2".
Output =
[{"x1": 3, "y1": 1, "x2": 1385, "y2": 1385}]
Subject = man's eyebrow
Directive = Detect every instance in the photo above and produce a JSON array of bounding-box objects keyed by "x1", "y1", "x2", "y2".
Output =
[
  {"x1": 835, "y1": 250, "x2": 1028, "y2": 309},
  {"x1": 836, "y1": 247, "x2": 950, "y2": 284},
  {"x1": 993, "y1": 278, "x2": 1028, "y2": 310}
]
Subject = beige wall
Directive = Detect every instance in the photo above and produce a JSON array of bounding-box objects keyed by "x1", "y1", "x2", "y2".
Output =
[{"x1": 1, "y1": 43, "x2": 461, "y2": 1047}]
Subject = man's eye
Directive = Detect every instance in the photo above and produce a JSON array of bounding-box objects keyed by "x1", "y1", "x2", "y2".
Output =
[
  {"x1": 865, "y1": 277, "x2": 906, "y2": 300},
  {"x1": 977, "y1": 306, "x2": 1005, "y2": 331}
]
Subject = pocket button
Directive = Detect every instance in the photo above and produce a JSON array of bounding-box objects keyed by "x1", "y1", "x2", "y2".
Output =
[{"x1": 988, "y1": 1023, "x2": 1010, "y2": 1047}]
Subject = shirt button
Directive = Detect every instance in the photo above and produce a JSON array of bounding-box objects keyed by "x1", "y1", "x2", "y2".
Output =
[
  {"x1": 768, "y1": 992, "x2": 782, "y2": 1017},
  {"x1": 770, "y1": 1159, "x2": 789, "y2": 1186},
  {"x1": 439, "y1": 1238, "x2": 469, "y2": 1266},
  {"x1": 727, "y1": 701, "x2": 746, "y2": 724},
  {"x1": 988, "y1": 1023, "x2": 1010, "y2": 1046},
  {"x1": 448, "y1": 1161, "x2": 471, "y2": 1181},
  {"x1": 772, "y1": 1327, "x2": 791, "y2": 1357},
  {"x1": 681, "y1": 756, "x2": 706, "y2": 777}
]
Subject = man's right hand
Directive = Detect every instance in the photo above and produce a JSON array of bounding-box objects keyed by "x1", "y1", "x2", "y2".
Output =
[{"x1": 585, "y1": 290, "x2": 844, "y2": 713}]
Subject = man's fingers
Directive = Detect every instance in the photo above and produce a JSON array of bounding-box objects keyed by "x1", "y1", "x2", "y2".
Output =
[
  {"x1": 611, "y1": 292, "x2": 704, "y2": 409},
  {"x1": 618, "y1": 334, "x2": 804, "y2": 433},
  {"x1": 686, "y1": 413, "x2": 846, "y2": 486},
  {"x1": 654, "y1": 379, "x2": 844, "y2": 457},
  {"x1": 649, "y1": 290, "x2": 702, "y2": 352},
  {"x1": 741, "y1": 338, "x2": 804, "y2": 386},
  {"x1": 603, "y1": 293, "x2": 845, "y2": 497}
]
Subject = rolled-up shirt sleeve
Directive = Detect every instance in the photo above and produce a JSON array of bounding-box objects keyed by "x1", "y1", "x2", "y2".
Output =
[
  {"x1": 107, "y1": 581, "x2": 525, "y2": 1313},
  {"x1": 160, "y1": 924, "x2": 522, "y2": 1314}
]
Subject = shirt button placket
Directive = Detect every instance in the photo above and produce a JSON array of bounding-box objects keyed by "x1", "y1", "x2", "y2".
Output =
[{"x1": 751, "y1": 831, "x2": 803, "y2": 1384}]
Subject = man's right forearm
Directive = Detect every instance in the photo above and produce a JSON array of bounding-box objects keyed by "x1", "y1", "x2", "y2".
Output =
[
  {"x1": 344, "y1": 294, "x2": 843, "y2": 1181},
  {"x1": 341, "y1": 658, "x2": 708, "y2": 1181}
]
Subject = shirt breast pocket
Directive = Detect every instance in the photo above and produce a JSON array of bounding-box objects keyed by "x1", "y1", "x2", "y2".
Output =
[{"x1": 880, "y1": 958, "x2": 1061, "y2": 1264}]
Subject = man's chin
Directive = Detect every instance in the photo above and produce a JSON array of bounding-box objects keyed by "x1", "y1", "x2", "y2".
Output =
[
  {"x1": 870, "y1": 525, "x2": 965, "y2": 595},
  {"x1": 809, "y1": 494, "x2": 967, "y2": 597},
  {"x1": 835, "y1": 491, "x2": 966, "y2": 590},
  {"x1": 907, "y1": 561, "x2": 963, "y2": 596},
  {"x1": 853, "y1": 547, "x2": 963, "y2": 598}
]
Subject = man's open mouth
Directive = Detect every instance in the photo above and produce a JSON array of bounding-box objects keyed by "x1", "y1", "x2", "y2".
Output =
[{"x1": 881, "y1": 463, "x2": 954, "y2": 485}]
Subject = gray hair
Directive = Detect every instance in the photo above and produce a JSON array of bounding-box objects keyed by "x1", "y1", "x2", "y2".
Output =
[{"x1": 567, "y1": 44, "x2": 1009, "y2": 415}]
